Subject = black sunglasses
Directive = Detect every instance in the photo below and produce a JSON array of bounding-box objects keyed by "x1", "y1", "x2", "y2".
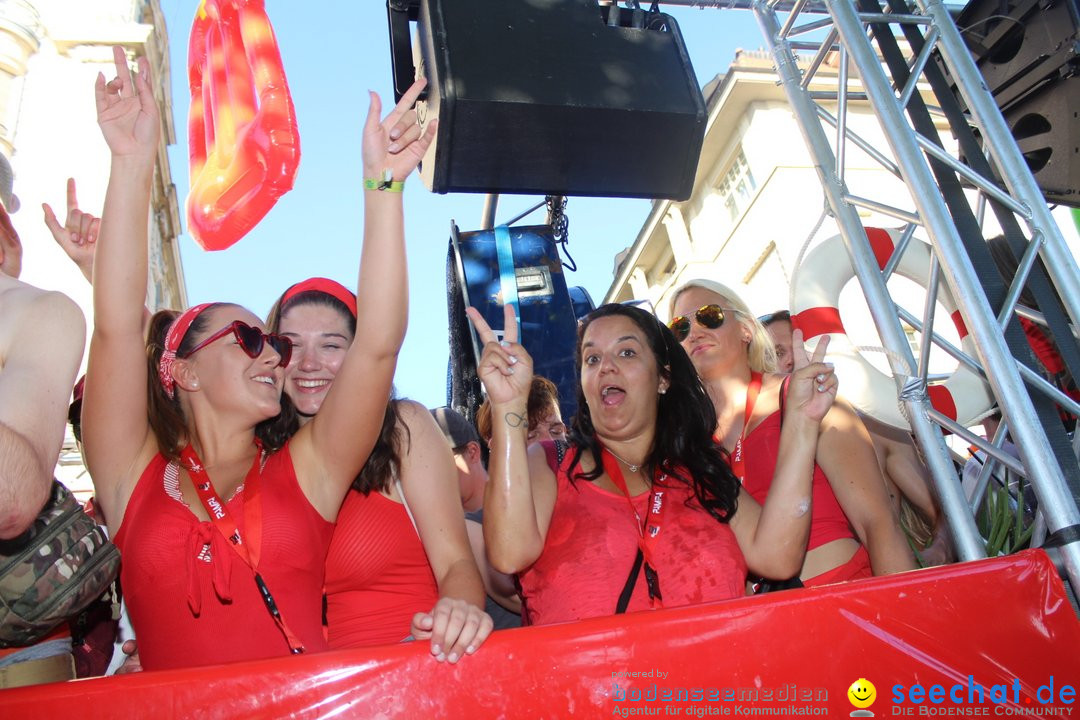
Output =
[
  {"x1": 180, "y1": 321, "x2": 293, "y2": 367},
  {"x1": 668, "y1": 304, "x2": 728, "y2": 343}
]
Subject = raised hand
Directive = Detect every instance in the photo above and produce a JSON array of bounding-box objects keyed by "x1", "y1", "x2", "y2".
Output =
[
  {"x1": 466, "y1": 303, "x2": 533, "y2": 407},
  {"x1": 43, "y1": 178, "x2": 99, "y2": 282},
  {"x1": 95, "y1": 46, "x2": 159, "y2": 160},
  {"x1": 785, "y1": 329, "x2": 838, "y2": 424},
  {"x1": 361, "y1": 78, "x2": 437, "y2": 183}
]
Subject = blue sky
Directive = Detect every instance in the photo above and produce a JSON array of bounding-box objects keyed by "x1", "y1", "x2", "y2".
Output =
[{"x1": 158, "y1": 1, "x2": 763, "y2": 408}]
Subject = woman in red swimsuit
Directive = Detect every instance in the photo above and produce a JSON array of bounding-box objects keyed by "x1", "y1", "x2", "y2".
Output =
[
  {"x1": 669, "y1": 279, "x2": 915, "y2": 586},
  {"x1": 267, "y1": 279, "x2": 491, "y2": 662},
  {"x1": 468, "y1": 302, "x2": 837, "y2": 625},
  {"x1": 81, "y1": 48, "x2": 432, "y2": 670}
]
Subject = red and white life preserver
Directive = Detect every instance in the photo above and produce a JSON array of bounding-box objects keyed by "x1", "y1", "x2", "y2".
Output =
[{"x1": 790, "y1": 227, "x2": 994, "y2": 430}]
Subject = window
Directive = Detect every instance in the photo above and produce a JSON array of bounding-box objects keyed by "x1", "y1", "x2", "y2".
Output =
[{"x1": 716, "y1": 150, "x2": 756, "y2": 224}]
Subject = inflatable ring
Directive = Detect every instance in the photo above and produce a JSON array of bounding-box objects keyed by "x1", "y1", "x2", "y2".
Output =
[
  {"x1": 187, "y1": 0, "x2": 299, "y2": 251},
  {"x1": 791, "y1": 227, "x2": 994, "y2": 430}
]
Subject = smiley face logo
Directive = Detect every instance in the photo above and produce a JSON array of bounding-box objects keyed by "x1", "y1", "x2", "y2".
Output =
[{"x1": 848, "y1": 678, "x2": 877, "y2": 709}]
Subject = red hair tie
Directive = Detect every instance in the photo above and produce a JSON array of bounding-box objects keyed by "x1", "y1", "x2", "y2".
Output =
[
  {"x1": 159, "y1": 303, "x2": 215, "y2": 399},
  {"x1": 281, "y1": 277, "x2": 357, "y2": 318}
]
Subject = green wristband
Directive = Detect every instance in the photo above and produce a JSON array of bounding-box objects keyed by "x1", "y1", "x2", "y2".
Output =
[{"x1": 364, "y1": 170, "x2": 405, "y2": 192}]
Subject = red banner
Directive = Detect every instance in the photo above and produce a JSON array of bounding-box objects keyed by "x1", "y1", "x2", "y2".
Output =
[{"x1": 1, "y1": 550, "x2": 1076, "y2": 718}]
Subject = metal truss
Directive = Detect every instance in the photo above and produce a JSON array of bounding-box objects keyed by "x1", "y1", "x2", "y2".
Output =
[{"x1": 657, "y1": 0, "x2": 1080, "y2": 592}]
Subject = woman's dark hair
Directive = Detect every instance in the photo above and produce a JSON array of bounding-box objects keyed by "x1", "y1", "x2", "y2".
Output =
[
  {"x1": 146, "y1": 304, "x2": 297, "y2": 462},
  {"x1": 354, "y1": 397, "x2": 410, "y2": 495},
  {"x1": 567, "y1": 303, "x2": 739, "y2": 523},
  {"x1": 266, "y1": 290, "x2": 357, "y2": 337},
  {"x1": 267, "y1": 287, "x2": 407, "y2": 494}
]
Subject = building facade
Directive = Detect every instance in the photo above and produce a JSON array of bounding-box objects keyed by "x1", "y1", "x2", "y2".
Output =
[
  {"x1": 0, "y1": 0, "x2": 185, "y2": 496},
  {"x1": 605, "y1": 50, "x2": 943, "y2": 324},
  {"x1": 605, "y1": 47, "x2": 1080, "y2": 355}
]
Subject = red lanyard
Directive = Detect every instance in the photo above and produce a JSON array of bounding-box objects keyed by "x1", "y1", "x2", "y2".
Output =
[
  {"x1": 729, "y1": 371, "x2": 763, "y2": 484},
  {"x1": 180, "y1": 443, "x2": 305, "y2": 654},
  {"x1": 600, "y1": 446, "x2": 667, "y2": 609}
]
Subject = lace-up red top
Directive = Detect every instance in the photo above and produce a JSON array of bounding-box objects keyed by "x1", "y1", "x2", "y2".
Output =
[{"x1": 114, "y1": 442, "x2": 333, "y2": 670}]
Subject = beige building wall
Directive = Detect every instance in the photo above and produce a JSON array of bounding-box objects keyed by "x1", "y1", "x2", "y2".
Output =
[
  {"x1": 605, "y1": 50, "x2": 940, "y2": 326},
  {"x1": 0, "y1": 0, "x2": 185, "y2": 497}
]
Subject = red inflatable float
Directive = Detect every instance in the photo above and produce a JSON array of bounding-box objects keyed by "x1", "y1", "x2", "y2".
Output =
[
  {"x1": 186, "y1": 0, "x2": 299, "y2": 251},
  {"x1": 0, "y1": 551, "x2": 1076, "y2": 718}
]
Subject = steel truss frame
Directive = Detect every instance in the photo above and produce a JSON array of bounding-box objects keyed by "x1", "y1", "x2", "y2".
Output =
[{"x1": 655, "y1": 0, "x2": 1080, "y2": 592}]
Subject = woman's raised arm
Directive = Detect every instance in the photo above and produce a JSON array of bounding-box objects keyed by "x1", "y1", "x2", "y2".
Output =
[
  {"x1": 292, "y1": 80, "x2": 435, "y2": 520},
  {"x1": 468, "y1": 304, "x2": 558, "y2": 574},
  {"x1": 731, "y1": 332, "x2": 837, "y2": 578},
  {"x1": 82, "y1": 47, "x2": 161, "y2": 532}
]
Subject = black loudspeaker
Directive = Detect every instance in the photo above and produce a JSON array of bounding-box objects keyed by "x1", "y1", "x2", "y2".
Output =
[
  {"x1": 954, "y1": 0, "x2": 1079, "y2": 111},
  {"x1": 388, "y1": 0, "x2": 706, "y2": 200},
  {"x1": 946, "y1": 0, "x2": 1080, "y2": 207},
  {"x1": 447, "y1": 224, "x2": 582, "y2": 425},
  {"x1": 1002, "y1": 76, "x2": 1080, "y2": 206}
]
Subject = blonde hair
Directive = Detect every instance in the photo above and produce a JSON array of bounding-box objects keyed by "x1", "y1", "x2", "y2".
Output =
[{"x1": 670, "y1": 278, "x2": 778, "y2": 374}]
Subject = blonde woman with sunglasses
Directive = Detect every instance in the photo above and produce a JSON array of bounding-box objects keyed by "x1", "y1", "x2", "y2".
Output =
[
  {"x1": 81, "y1": 48, "x2": 433, "y2": 670},
  {"x1": 670, "y1": 279, "x2": 915, "y2": 588}
]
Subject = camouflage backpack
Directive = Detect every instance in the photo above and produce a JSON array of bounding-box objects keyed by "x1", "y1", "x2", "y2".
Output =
[{"x1": 0, "y1": 480, "x2": 120, "y2": 647}]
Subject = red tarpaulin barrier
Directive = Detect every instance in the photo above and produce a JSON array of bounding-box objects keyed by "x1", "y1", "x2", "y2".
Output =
[{"x1": 1, "y1": 550, "x2": 1077, "y2": 718}]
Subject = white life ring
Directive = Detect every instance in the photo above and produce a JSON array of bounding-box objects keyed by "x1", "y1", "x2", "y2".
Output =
[{"x1": 790, "y1": 227, "x2": 995, "y2": 430}]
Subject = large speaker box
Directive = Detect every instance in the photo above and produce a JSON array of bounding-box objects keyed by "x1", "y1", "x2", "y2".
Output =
[
  {"x1": 1002, "y1": 76, "x2": 1080, "y2": 206},
  {"x1": 388, "y1": 0, "x2": 706, "y2": 200},
  {"x1": 447, "y1": 224, "x2": 582, "y2": 425},
  {"x1": 954, "y1": 0, "x2": 1079, "y2": 111}
]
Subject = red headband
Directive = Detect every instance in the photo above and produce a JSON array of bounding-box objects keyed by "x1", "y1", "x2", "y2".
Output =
[
  {"x1": 158, "y1": 302, "x2": 215, "y2": 399},
  {"x1": 281, "y1": 277, "x2": 357, "y2": 318}
]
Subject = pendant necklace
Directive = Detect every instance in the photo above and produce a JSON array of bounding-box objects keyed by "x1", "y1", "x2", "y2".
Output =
[{"x1": 605, "y1": 446, "x2": 644, "y2": 473}]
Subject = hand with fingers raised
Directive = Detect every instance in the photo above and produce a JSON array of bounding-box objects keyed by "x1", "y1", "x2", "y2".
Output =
[
  {"x1": 43, "y1": 178, "x2": 99, "y2": 283},
  {"x1": 466, "y1": 304, "x2": 533, "y2": 409},
  {"x1": 785, "y1": 329, "x2": 838, "y2": 425},
  {"x1": 362, "y1": 78, "x2": 437, "y2": 184},
  {"x1": 96, "y1": 46, "x2": 159, "y2": 161}
]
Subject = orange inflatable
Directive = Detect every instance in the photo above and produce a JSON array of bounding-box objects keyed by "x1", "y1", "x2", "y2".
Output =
[{"x1": 187, "y1": 0, "x2": 299, "y2": 251}]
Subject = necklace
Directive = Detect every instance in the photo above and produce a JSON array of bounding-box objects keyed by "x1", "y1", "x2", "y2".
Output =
[{"x1": 605, "y1": 446, "x2": 645, "y2": 473}]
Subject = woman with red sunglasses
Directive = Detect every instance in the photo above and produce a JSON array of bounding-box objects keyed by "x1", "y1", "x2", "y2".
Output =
[
  {"x1": 80, "y1": 47, "x2": 433, "y2": 670},
  {"x1": 669, "y1": 279, "x2": 915, "y2": 588},
  {"x1": 265, "y1": 279, "x2": 492, "y2": 663},
  {"x1": 470, "y1": 302, "x2": 837, "y2": 625}
]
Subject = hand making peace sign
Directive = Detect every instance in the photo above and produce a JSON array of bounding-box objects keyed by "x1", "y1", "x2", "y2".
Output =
[
  {"x1": 784, "y1": 329, "x2": 838, "y2": 425},
  {"x1": 466, "y1": 303, "x2": 533, "y2": 408}
]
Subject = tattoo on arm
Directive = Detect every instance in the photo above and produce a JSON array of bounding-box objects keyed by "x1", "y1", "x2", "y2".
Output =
[{"x1": 504, "y1": 411, "x2": 526, "y2": 428}]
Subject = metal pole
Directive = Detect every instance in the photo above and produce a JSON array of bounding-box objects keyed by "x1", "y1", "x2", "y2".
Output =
[
  {"x1": 752, "y1": 0, "x2": 986, "y2": 561},
  {"x1": 481, "y1": 193, "x2": 499, "y2": 230},
  {"x1": 827, "y1": 0, "x2": 1080, "y2": 589}
]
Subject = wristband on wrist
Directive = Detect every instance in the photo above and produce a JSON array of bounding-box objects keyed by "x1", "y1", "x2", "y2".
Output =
[{"x1": 364, "y1": 169, "x2": 405, "y2": 192}]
